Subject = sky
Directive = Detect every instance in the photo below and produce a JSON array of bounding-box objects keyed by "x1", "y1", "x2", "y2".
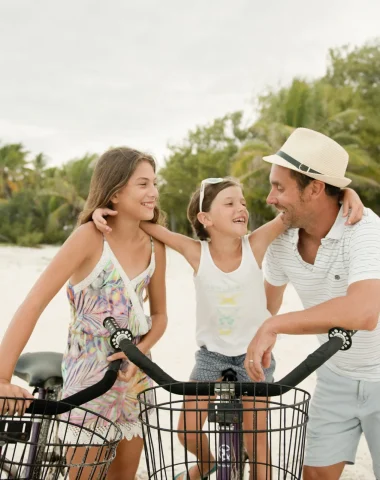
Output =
[{"x1": 0, "y1": 0, "x2": 379, "y2": 167}]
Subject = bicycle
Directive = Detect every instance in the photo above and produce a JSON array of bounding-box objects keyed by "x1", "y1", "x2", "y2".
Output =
[
  {"x1": 0, "y1": 353, "x2": 123, "y2": 479},
  {"x1": 103, "y1": 317, "x2": 356, "y2": 480}
]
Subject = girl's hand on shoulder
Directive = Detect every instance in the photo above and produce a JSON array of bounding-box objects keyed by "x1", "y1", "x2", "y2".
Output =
[
  {"x1": 341, "y1": 188, "x2": 364, "y2": 225},
  {"x1": 92, "y1": 208, "x2": 118, "y2": 233},
  {"x1": 0, "y1": 380, "x2": 34, "y2": 415}
]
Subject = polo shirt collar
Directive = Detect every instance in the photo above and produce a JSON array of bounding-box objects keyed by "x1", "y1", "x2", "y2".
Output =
[
  {"x1": 288, "y1": 206, "x2": 345, "y2": 244},
  {"x1": 326, "y1": 206, "x2": 346, "y2": 240}
]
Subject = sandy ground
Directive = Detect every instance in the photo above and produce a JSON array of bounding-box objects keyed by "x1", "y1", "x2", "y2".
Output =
[{"x1": 0, "y1": 245, "x2": 375, "y2": 479}]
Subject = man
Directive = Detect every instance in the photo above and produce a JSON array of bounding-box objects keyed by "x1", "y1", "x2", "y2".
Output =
[{"x1": 244, "y1": 128, "x2": 380, "y2": 480}]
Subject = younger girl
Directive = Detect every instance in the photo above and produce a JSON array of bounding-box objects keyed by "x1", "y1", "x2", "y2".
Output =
[
  {"x1": 0, "y1": 147, "x2": 167, "y2": 480},
  {"x1": 93, "y1": 178, "x2": 362, "y2": 480}
]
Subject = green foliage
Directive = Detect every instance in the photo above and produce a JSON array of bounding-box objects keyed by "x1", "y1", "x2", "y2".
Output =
[
  {"x1": 0, "y1": 142, "x2": 29, "y2": 199},
  {"x1": 1, "y1": 39, "x2": 379, "y2": 244},
  {"x1": 0, "y1": 154, "x2": 95, "y2": 246},
  {"x1": 0, "y1": 191, "x2": 45, "y2": 244},
  {"x1": 326, "y1": 39, "x2": 380, "y2": 158},
  {"x1": 17, "y1": 232, "x2": 44, "y2": 247}
]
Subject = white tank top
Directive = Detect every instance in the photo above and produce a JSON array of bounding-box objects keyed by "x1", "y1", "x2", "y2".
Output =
[{"x1": 194, "y1": 235, "x2": 271, "y2": 356}]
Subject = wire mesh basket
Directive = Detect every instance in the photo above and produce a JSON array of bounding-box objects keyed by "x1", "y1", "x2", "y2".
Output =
[
  {"x1": 138, "y1": 383, "x2": 310, "y2": 479},
  {"x1": 0, "y1": 397, "x2": 122, "y2": 480}
]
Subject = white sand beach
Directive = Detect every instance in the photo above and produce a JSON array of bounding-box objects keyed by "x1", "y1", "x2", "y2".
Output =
[{"x1": 0, "y1": 245, "x2": 375, "y2": 479}]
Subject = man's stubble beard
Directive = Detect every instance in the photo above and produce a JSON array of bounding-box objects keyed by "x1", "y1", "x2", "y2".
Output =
[{"x1": 281, "y1": 196, "x2": 309, "y2": 229}]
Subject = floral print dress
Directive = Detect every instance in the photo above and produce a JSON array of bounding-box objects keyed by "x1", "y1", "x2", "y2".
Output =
[{"x1": 61, "y1": 237, "x2": 155, "y2": 440}]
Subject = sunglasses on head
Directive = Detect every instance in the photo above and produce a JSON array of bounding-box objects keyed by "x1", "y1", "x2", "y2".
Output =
[{"x1": 199, "y1": 178, "x2": 224, "y2": 212}]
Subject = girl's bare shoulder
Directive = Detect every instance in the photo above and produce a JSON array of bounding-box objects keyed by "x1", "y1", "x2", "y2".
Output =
[{"x1": 71, "y1": 222, "x2": 104, "y2": 258}]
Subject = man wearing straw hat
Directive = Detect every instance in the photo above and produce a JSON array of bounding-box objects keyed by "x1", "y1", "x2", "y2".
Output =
[{"x1": 245, "y1": 128, "x2": 380, "y2": 480}]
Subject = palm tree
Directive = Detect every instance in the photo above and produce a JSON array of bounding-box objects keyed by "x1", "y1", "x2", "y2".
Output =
[
  {"x1": 40, "y1": 154, "x2": 97, "y2": 233},
  {"x1": 21, "y1": 152, "x2": 49, "y2": 191},
  {"x1": 0, "y1": 142, "x2": 28, "y2": 199}
]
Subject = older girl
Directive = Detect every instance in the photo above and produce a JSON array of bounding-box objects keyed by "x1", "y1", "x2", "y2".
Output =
[{"x1": 0, "y1": 147, "x2": 167, "y2": 480}]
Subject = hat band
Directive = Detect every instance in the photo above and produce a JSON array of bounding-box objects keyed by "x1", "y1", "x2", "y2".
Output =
[{"x1": 276, "y1": 150, "x2": 321, "y2": 175}]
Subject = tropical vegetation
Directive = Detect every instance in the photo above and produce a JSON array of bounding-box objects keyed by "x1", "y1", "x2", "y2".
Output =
[{"x1": 1, "y1": 40, "x2": 379, "y2": 245}]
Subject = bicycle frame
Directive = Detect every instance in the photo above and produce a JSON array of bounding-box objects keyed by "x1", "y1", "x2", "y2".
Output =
[
  {"x1": 218, "y1": 430, "x2": 243, "y2": 480},
  {"x1": 24, "y1": 388, "x2": 48, "y2": 480},
  {"x1": 215, "y1": 393, "x2": 244, "y2": 479},
  {"x1": 212, "y1": 370, "x2": 245, "y2": 480}
]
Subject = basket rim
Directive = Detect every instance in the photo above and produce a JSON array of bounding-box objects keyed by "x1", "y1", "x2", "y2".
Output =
[{"x1": 0, "y1": 396, "x2": 123, "y2": 445}]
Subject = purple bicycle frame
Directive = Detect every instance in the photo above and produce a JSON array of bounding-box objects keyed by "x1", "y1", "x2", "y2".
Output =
[
  {"x1": 213, "y1": 370, "x2": 245, "y2": 480},
  {"x1": 217, "y1": 426, "x2": 243, "y2": 480},
  {"x1": 24, "y1": 388, "x2": 47, "y2": 479}
]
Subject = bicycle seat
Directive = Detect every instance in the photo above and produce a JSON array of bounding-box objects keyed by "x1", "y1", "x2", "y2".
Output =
[{"x1": 14, "y1": 352, "x2": 63, "y2": 388}]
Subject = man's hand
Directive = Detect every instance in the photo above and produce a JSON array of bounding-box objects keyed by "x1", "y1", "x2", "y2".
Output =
[{"x1": 245, "y1": 321, "x2": 278, "y2": 381}]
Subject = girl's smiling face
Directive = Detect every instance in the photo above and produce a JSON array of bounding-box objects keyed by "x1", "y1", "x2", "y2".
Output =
[
  {"x1": 200, "y1": 185, "x2": 249, "y2": 238},
  {"x1": 112, "y1": 161, "x2": 158, "y2": 221}
]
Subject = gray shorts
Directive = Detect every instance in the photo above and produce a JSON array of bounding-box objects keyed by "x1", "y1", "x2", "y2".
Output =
[
  {"x1": 305, "y1": 364, "x2": 380, "y2": 478},
  {"x1": 190, "y1": 346, "x2": 276, "y2": 383}
]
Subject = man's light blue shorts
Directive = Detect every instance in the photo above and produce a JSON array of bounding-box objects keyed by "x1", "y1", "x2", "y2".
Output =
[{"x1": 305, "y1": 364, "x2": 380, "y2": 478}]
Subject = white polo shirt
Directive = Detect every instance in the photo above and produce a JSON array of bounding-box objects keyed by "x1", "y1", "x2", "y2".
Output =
[{"x1": 263, "y1": 207, "x2": 380, "y2": 381}]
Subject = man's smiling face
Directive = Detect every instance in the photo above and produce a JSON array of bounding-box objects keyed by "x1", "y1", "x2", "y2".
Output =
[{"x1": 266, "y1": 165, "x2": 313, "y2": 228}]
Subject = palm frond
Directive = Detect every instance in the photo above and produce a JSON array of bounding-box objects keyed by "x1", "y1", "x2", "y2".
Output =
[{"x1": 346, "y1": 172, "x2": 380, "y2": 189}]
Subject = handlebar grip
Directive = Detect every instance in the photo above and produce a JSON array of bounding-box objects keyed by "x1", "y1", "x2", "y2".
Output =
[
  {"x1": 103, "y1": 317, "x2": 133, "y2": 350},
  {"x1": 104, "y1": 316, "x2": 119, "y2": 336},
  {"x1": 107, "y1": 358, "x2": 123, "y2": 373},
  {"x1": 278, "y1": 330, "x2": 357, "y2": 388},
  {"x1": 328, "y1": 327, "x2": 356, "y2": 350},
  {"x1": 117, "y1": 338, "x2": 175, "y2": 385},
  {"x1": 25, "y1": 359, "x2": 122, "y2": 415}
]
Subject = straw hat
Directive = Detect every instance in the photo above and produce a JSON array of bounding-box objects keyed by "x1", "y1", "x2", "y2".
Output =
[{"x1": 262, "y1": 128, "x2": 351, "y2": 188}]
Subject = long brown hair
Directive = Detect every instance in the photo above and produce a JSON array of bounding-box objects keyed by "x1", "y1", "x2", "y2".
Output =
[
  {"x1": 187, "y1": 177, "x2": 242, "y2": 240},
  {"x1": 78, "y1": 147, "x2": 163, "y2": 226}
]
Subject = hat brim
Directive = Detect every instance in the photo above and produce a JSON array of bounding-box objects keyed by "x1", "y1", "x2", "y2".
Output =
[{"x1": 262, "y1": 154, "x2": 351, "y2": 188}]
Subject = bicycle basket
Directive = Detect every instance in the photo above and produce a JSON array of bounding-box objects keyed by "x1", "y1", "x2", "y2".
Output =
[
  {"x1": 0, "y1": 397, "x2": 122, "y2": 480},
  {"x1": 138, "y1": 383, "x2": 310, "y2": 479}
]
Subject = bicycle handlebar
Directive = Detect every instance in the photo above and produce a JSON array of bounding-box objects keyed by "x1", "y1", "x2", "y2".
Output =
[
  {"x1": 103, "y1": 317, "x2": 356, "y2": 397},
  {"x1": 19, "y1": 318, "x2": 356, "y2": 414},
  {"x1": 25, "y1": 359, "x2": 122, "y2": 415}
]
